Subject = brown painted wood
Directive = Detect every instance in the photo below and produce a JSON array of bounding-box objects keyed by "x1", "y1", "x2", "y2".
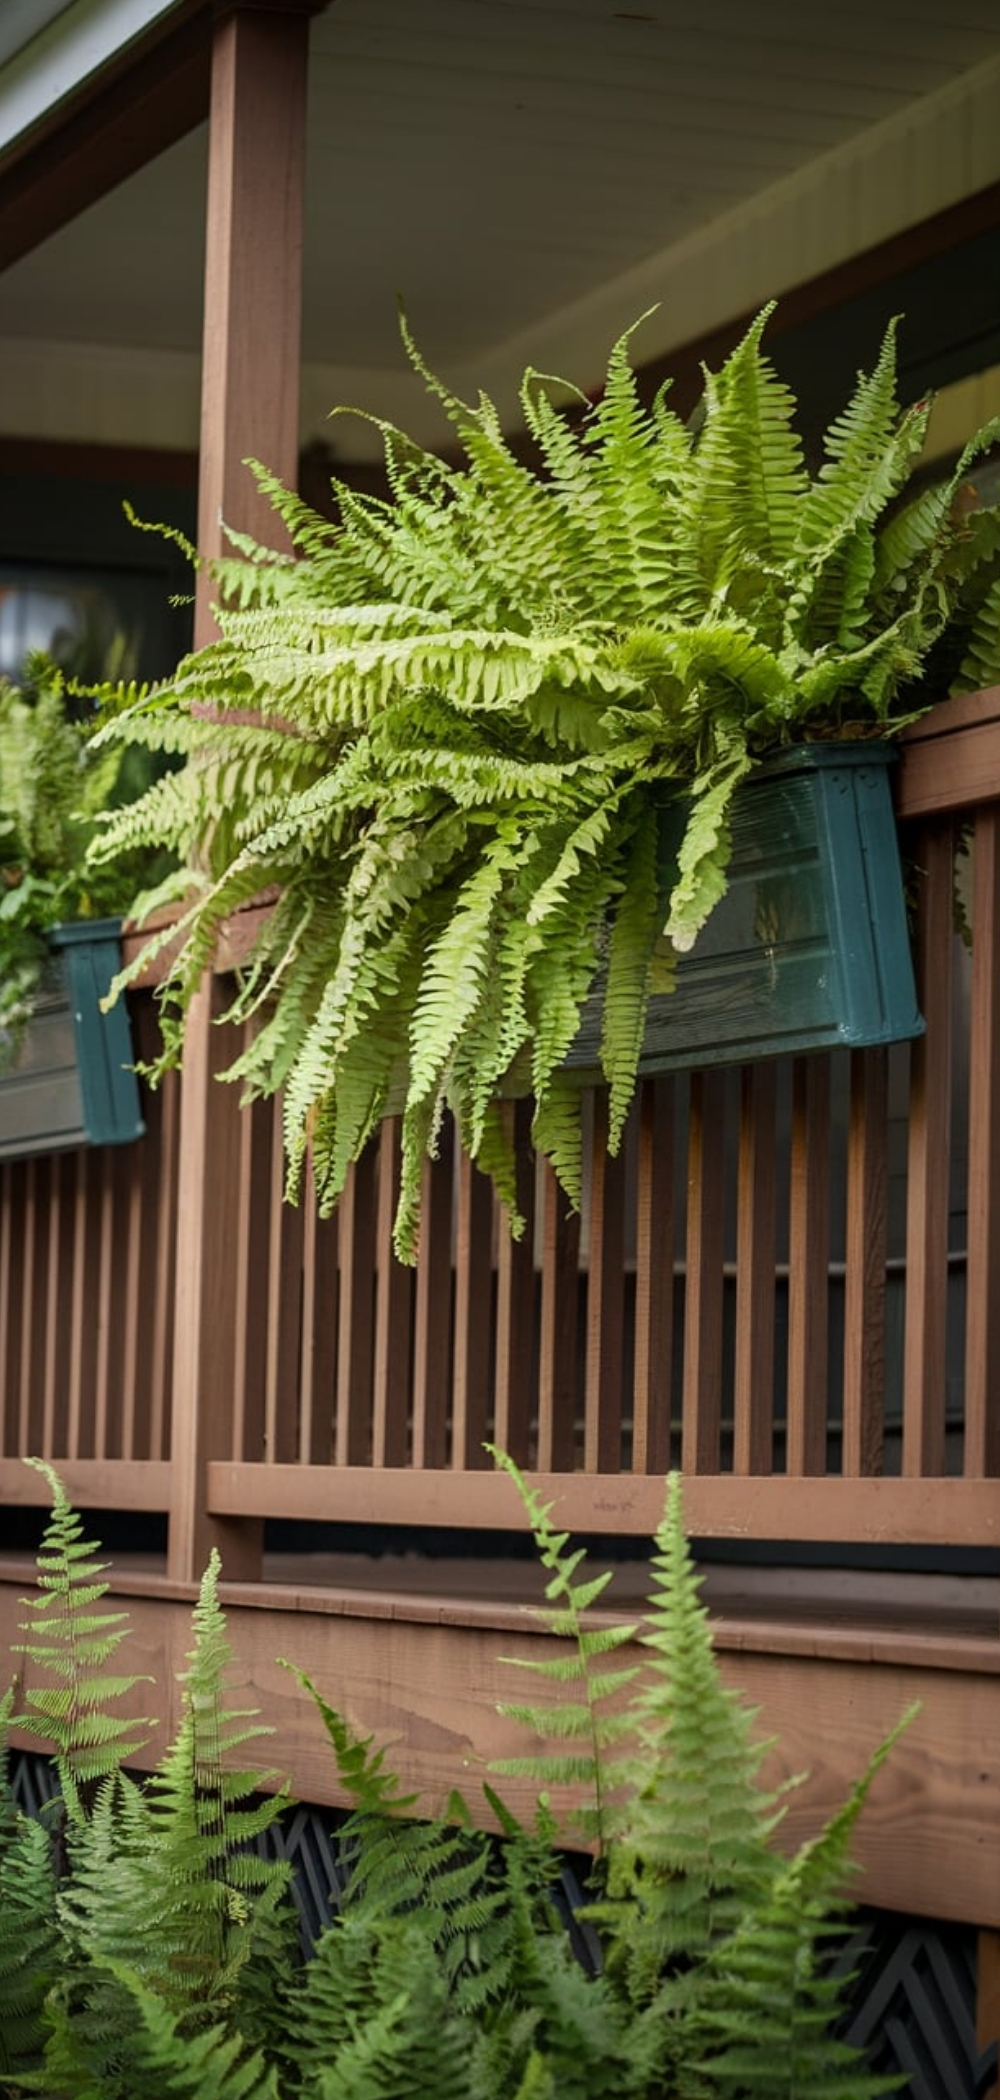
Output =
[
  {"x1": 371, "y1": 1121, "x2": 412, "y2": 1469},
  {"x1": 898, "y1": 688, "x2": 1000, "y2": 817},
  {"x1": 965, "y1": 808, "x2": 1000, "y2": 1479},
  {"x1": 682, "y1": 1071, "x2": 727, "y2": 1476},
  {"x1": 132, "y1": 992, "x2": 181, "y2": 1465},
  {"x1": 536, "y1": 1159, "x2": 580, "y2": 1472},
  {"x1": 195, "y1": 4, "x2": 312, "y2": 639},
  {"x1": 72, "y1": 1157, "x2": 104, "y2": 1461},
  {"x1": 266, "y1": 1107, "x2": 306, "y2": 1466},
  {"x1": 0, "y1": 1459, "x2": 172, "y2": 1509},
  {"x1": 493, "y1": 1101, "x2": 537, "y2": 1466},
  {"x1": 206, "y1": 1461, "x2": 1000, "y2": 1547},
  {"x1": 733, "y1": 1064, "x2": 777, "y2": 1476},
  {"x1": 167, "y1": 981, "x2": 263, "y2": 1580},
  {"x1": 18, "y1": 1161, "x2": 43, "y2": 1459},
  {"x1": 632, "y1": 1077, "x2": 674, "y2": 1475},
  {"x1": 299, "y1": 1167, "x2": 339, "y2": 1465},
  {"x1": 164, "y1": 0, "x2": 315, "y2": 1571},
  {"x1": 231, "y1": 1093, "x2": 274, "y2": 1466},
  {"x1": 43, "y1": 1154, "x2": 75, "y2": 1461},
  {"x1": 4, "y1": 1561, "x2": 992, "y2": 1925},
  {"x1": 584, "y1": 1091, "x2": 627, "y2": 1473},
  {"x1": 978, "y1": 1932, "x2": 1000, "y2": 2100},
  {"x1": 903, "y1": 825, "x2": 953, "y2": 1479},
  {"x1": 0, "y1": 1165, "x2": 19, "y2": 1458},
  {"x1": 451, "y1": 1152, "x2": 495, "y2": 1470},
  {"x1": 334, "y1": 1151, "x2": 376, "y2": 1468},
  {"x1": 411, "y1": 1121, "x2": 454, "y2": 1468},
  {"x1": 786, "y1": 1057, "x2": 831, "y2": 1477},
  {"x1": 842, "y1": 1049, "x2": 888, "y2": 1478}
]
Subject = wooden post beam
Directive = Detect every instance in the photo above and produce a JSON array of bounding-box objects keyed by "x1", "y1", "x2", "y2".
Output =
[
  {"x1": 168, "y1": 0, "x2": 316, "y2": 1582},
  {"x1": 195, "y1": 1, "x2": 318, "y2": 640}
]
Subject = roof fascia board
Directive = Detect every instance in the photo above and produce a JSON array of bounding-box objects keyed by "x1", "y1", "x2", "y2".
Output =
[{"x1": 0, "y1": 0, "x2": 183, "y2": 158}]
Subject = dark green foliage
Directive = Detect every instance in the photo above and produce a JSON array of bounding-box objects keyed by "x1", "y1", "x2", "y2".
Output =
[
  {"x1": 0, "y1": 655, "x2": 170, "y2": 1059},
  {"x1": 1, "y1": 1464, "x2": 908, "y2": 2097},
  {"x1": 92, "y1": 310, "x2": 1000, "y2": 1253},
  {"x1": 1, "y1": 1486, "x2": 296, "y2": 2100}
]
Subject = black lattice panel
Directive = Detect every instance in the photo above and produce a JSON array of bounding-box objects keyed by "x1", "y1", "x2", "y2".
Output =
[
  {"x1": 6, "y1": 1750, "x2": 997, "y2": 2098},
  {"x1": 833, "y1": 1910, "x2": 982, "y2": 2100}
]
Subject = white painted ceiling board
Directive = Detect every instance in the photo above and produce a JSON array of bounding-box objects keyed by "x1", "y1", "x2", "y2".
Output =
[{"x1": 2, "y1": 0, "x2": 1000, "y2": 444}]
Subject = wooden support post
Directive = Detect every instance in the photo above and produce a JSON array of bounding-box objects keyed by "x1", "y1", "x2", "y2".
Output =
[
  {"x1": 168, "y1": 1, "x2": 316, "y2": 1583},
  {"x1": 195, "y1": 1, "x2": 314, "y2": 640}
]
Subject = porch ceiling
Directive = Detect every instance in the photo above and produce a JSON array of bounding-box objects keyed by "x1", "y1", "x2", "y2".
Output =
[{"x1": 2, "y1": 0, "x2": 1000, "y2": 449}]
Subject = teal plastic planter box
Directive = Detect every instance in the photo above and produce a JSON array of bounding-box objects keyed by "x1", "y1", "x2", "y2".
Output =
[
  {"x1": 0, "y1": 919, "x2": 145, "y2": 1161},
  {"x1": 566, "y1": 744, "x2": 924, "y2": 1077}
]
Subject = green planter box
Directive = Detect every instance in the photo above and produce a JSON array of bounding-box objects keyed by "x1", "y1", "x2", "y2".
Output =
[
  {"x1": 0, "y1": 919, "x2": 145, "y2": 1160},
  {"x1": 566, "y1": 744, "x2": 924, "y2": 1077}
]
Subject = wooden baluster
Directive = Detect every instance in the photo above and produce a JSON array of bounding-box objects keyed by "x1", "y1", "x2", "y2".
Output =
[
  {"x1": 584, "y1": 1090, "x2": 627, "y2": 1473},
  {"x1": 18, "y1": 1160, "x2": 43, "y2": 1458},
  {"x1": 902, "y1": 824, "x2": 953, "y2": 1478},
  {"x1": 265, "y1": 1105, "x2": 305, "y2": 1466},
  {"x1": 0, "y1": 1163, "x2": 17, "y2": 1456},
  {"x1": 300, "y1": 1172, "x2": 340, "y2": 1465},
  {"x1": 335, "y1": 1148, "x2": 377, "y2": 1467},
  {"x1": 452, "y1": 1150, "x2": 494, "y2": 1469},
  {"x1": 842, "y1": 1047, "x2": 888, "y2": 1476},
  {"x1": 494, "y1": 1099, "x2": 537, "y2": 1466},
  {"x1": 633, "y1": 1076, "x2": 674, "y2": 1475},
  {"x1": 232, "y1": 1094, "x2": 273, "y2": 1467},
  {"x1": 682, "y1": 1070, "x2": 727, "y2": 1476},
  {"x1": 68, "y1": 1156, "x2": 103, "y2": 1461},
  {"x1": 536, "y1": 1157, "x2": 580, "y2": 1471},
  {"x1": 147, "y1": 1062, "x2": 180, "y2": 1463},
  {"x1": 411, "y1": 1119, "x2": 454, "y2": 1468},
  {"x1": 965, "y1": 808, "x2": 1000, "y2": 1477},
  {"x1": 733, "y1": 1063, "x2": 777, "y2": 1476},
  {"x1": 786, "y1": 1056, "x2": 831, "y2": 1475},
  {"x1": 372, "y1": 1119, "x2": 413, "y2": 1468}
]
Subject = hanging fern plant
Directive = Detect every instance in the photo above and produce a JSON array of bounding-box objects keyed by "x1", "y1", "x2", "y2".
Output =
[{"x1": 92, "y1": 307, "x2": 1000, "y2": 1257}]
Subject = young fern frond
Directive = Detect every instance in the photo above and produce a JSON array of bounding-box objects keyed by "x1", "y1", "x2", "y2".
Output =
[
  {"x1": 687, "y1": 1714, "x2": 915, "y2": 2099},
  {"x1": 13, "y1": 1458, "x2": 151, "y2": 1822},
  {"x1": 135, "y1": 1551, "x2": 294, "y2": 2020},
  {"x1": 487, "y1": 1451, "x2": 640, "y2": 1853},
  {"x1": 594, "y1": 1474, "x2": 783, "y2": 2007}
]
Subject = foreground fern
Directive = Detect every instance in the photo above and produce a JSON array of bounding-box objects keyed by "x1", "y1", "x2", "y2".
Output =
[
  {"x1": 1, "y1": 1465, "x2": 909, "y2": 2097},
  {"x1": 91, "y1": 308, "x2": 1000, "y2": 1253}
]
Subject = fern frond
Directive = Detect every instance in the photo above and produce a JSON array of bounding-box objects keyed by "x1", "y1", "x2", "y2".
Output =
[
  {"x1": 594, "y1": 1473, "x2": 782, "y2": 2007},
  {"x1": 488, "y1": 1453, "x2": 639, "y2": 1851},
  {"x1": 688, "y1": 1711, "x2": 915, "y2": 2098},
  {"x1": 13, "y1": 1459, "x2": 151, "y2": 1820}
]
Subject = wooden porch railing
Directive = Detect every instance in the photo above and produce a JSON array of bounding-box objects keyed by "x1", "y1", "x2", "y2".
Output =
[{"x1": 2, "y1": 692, "x2": 1000, "y2": 1566}]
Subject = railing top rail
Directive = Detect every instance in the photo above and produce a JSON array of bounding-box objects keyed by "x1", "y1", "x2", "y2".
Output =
[{"x1": 897, "y1": 683, "x2": 1000, "y2": 819}]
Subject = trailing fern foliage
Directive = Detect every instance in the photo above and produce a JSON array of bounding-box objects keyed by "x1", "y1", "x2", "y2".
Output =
[{"x1": 92, "y1": 311, "x2": 1000, "y2": 1252}]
